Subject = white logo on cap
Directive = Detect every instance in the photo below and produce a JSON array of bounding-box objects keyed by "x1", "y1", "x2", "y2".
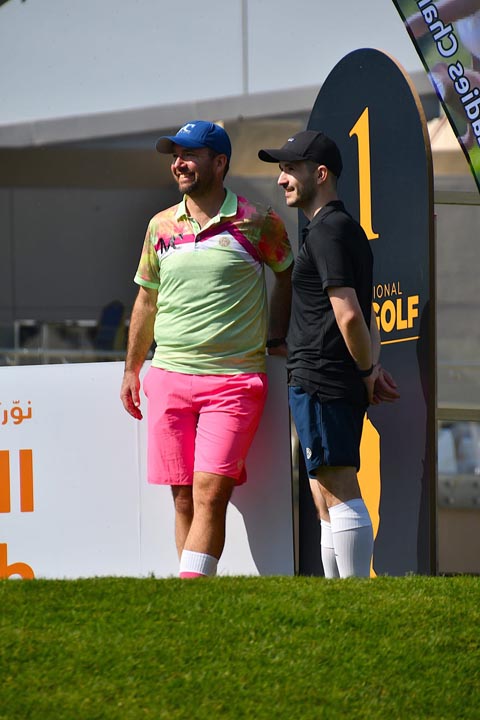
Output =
[
  {"x1": 179, "y1": 123, "x2": 196, "y2": 135},
  {"x1": 287, "y1": 137, "x2": 295, "y2": 142}
]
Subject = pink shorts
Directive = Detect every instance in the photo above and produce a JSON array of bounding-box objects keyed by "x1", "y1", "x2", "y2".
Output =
[{"x1": 143, "y1": 367, "x2": 268, "y2": 486}]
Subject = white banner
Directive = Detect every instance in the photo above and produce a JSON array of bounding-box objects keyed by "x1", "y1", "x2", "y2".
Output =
[{"x1": 0, "y1": 359, "x2": 294, "y2": 579}]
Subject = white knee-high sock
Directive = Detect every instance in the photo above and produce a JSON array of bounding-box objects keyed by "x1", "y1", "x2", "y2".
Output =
[
  {"x1": 329, "y1": 499, "x2": 373, "y2": 578},
  {"x1": 179, "y1": 550, "x2": 218, "y2": 577},
  {"x1": 320, "y1": 520, "x2": 340, "y2": 578}
]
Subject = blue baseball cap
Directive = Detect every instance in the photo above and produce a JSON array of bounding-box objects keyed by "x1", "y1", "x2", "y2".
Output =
[{"x1": 155, "y1": 120, "x2": 232, "y2": 159}]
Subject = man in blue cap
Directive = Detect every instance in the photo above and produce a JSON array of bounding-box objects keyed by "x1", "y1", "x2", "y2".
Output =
[{"x1": 120, "y1": 120, "x2": 293, "y2": 578}]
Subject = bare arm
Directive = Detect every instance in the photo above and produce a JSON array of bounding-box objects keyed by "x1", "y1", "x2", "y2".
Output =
[
  {"x1": 120, "y1": 286, "x2": 157, "y2": 419},
  {"x1": 370, "y1": 306, "x2": 381, "y2": 366},
  {"x1": 328, "y1": 287, "x2": 379, "y2": 403},
  {"x1": 407, "y1": 0, "x2": 478, "y2": 38},
  {"x1": 267, "y1": 263, "x2": 292, "y2": 357},
  {"x1": 328, "y1": 287, "x2": 373, "y2": 369}
]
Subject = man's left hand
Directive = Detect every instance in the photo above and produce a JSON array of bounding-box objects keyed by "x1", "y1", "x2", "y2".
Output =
[{"x1": 372, "y1": 366, "x2": 400, "y2": 404}]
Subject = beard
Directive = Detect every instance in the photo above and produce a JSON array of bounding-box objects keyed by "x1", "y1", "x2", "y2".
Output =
[
  {"x1": 289, "y1": 177, "x2": 317, "y2": 207},
  {"x1": 177, "y1": 175, "x2": 200, "y2": 195},
  {"x1": 176, "y1": 168, "x2": 216, "y2": 198}
]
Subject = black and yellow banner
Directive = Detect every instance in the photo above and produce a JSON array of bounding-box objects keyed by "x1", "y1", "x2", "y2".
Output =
[
  {"x1": 392, "y1": 0, "x2": 480, "y2": 192},
  {"x1": 300, "y1": 48, "x2": 435, "y2": 576}
]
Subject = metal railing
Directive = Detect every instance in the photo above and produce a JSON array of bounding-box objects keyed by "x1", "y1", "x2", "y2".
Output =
[{"x1": 0, "y1": 347, "x2": 127, "y2": 365}]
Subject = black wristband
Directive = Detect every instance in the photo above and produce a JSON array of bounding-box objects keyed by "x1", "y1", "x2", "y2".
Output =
[
  {"x1": 358, "y1": 363, "x2": 375, "y2": 378},
  {"x1": 266, "y1": 337, "x2": 286, "y2": 348}
]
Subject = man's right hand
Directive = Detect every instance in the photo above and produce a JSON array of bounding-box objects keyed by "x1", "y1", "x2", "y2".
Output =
[
  {"x1": 363, "y1": 364, "x2": 380, "y2": 405},
  {"x1": 120, "y1": 370, "x2": 143, "y2": 420}
]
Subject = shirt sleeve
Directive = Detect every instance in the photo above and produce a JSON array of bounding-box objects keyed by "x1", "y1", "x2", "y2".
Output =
[
  {"x1": 258, "y1": 208, "x2": 294, "y2": 272},
  {"x1": 134, "y1": 220, "x2": 160, "y2": 289}
]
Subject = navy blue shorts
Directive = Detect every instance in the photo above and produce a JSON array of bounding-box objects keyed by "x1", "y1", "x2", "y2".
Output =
[{"x1": 288, "y1": 386, "x2": 366, "y2": 475}]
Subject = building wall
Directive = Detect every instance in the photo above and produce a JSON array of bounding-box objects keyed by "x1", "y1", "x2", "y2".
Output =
[
  {"x1": 0, "y1": 143, "x2": 299, "y2": 324},
  {"x1": 0, "y1": 0, "x2": 421, "y2": 129}
]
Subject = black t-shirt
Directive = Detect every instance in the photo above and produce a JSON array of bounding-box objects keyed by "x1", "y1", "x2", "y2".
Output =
[{"x1": 287, "y1": 200, "x2": 373, "y2": 404}]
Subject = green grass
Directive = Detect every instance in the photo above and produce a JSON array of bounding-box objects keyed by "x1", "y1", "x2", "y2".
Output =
[{"x1": 1, "y1": 576, "x2": 479, "y2": 719}]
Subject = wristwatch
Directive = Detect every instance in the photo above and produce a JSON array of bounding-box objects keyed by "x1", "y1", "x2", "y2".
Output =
[{"x1": 358, "y1": 363, "x2": 375, "y2": 378}]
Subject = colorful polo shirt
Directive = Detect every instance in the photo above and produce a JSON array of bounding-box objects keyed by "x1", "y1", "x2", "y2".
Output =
[{"x1": 134, "y1": 188, "x2": 293, "y2": 374}]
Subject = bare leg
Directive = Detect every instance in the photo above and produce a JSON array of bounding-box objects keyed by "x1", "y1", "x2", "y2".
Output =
[
  {"x1": 313, "y1": 465, "x2": 361, "y2": 507},
  {"x1": 171, "y1": 485, "x2": 194, "y2": 559},
  {"x1": 312, "y1": 466, "x2": 373, "y2": 578},
  {"x1": 309, "y1": 476, "x2": 330, "y2": 521},
  {"x1": 309, "y1": 475, "x2": 340, "y2": 578},
  {"x1": 184, "y1": 471, "x2": 236, "y2": 560}
]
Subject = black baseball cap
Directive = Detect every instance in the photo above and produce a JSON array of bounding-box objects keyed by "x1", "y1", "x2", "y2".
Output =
[{"x1": 258, "y1": 130, "x2": 343, "y2": 178}]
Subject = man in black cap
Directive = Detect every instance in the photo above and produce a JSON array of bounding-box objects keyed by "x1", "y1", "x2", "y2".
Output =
[
  {"x1": 259, "y1": 130, "x2": 398, "y2": 578},
  {"x1": 120, "y1": 120, "x2": 293, "y2": 578}
]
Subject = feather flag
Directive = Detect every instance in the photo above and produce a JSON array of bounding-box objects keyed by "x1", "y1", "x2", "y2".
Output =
[{"x1": 392, "y1": 0, "x2": 480, "y2": 192}]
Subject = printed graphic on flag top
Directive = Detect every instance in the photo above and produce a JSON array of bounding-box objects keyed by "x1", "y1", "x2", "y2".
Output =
[{"x1": 392, "y1": 0, "x2": 480, "y2": 193}]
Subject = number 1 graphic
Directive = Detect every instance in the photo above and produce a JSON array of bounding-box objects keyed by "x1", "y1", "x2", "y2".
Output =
[{"x1": 349, "y1": 107, "x2": 379, "y2": 240}]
